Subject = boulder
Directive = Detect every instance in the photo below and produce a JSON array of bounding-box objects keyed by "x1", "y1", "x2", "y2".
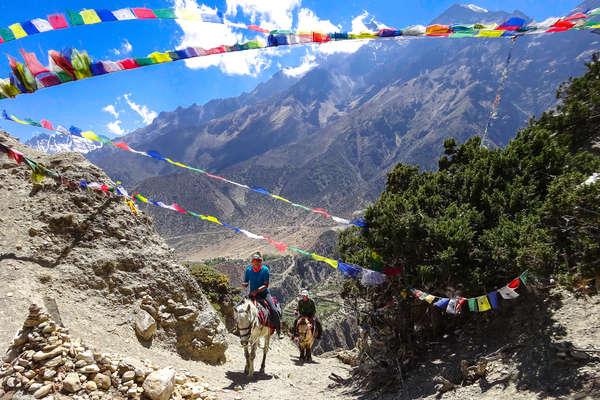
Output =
[
  {"x1": 62, "y1": 372, "x2": 81, "y2": 393},
  {"x1": 142, "y1": 367, "x2": 175, "y2": 400},
  {"x1": 134, "y1": 310, "x2": 157, "y2": 341}
]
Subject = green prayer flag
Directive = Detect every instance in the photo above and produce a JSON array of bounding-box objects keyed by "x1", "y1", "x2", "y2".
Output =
[
  {"x1": 135, "y1": 57, "x2": 154, "y2": 66},
  {"x1": 519, "y1": 270, "x2": 529, "y2": 284},
  {"x1": 187, "y1": 167, "x2": 206, "y2": 173},
  {"x1": 97, "y1": 135, "x2": 114, "y2": 146},
  {"x1": 71, "y1": 50, "x2": 92, "y2": 79},
  {"x1": 291, "y1": 203, "x2": 311, "y2": 211},
  {"x1": 24, "y1": 118, "x2": 42, "y2": 127},
  {"x1": 270, "y1": 29, "x2": 292, "y2": 34},
  {"x1": 246, "y1": 40, "x2": 262, "y2": 49},
  {"x1": 467, "y1": 298, "x2": 478, "y2": 312},
  {"x1": 289, "y1": 247, "x2": 311, "y2": 256},
  {"x1": 0, "y1": 27, "x2": 15, "y2": 42},
  {"x1": 67, "y1": 10, "x2": 84, "y2": 26},
  {"x1": 23, "y1": 157, "x2": 37, "y2": 171},
  {"x1": 154, "y1": 8, "x2": 177, "y2": 19},
  {"x1": 56, "y1": 71, "x2": 73, "y2": 83},
  {"x1": 449, "y1": 31, "x2": 475, "y2": 38}
]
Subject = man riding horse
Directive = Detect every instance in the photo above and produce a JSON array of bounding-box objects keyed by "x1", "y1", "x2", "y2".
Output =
[
  {"x1": 242, "y1": 251, "x2": 283, "y2": 339},
  {"x1": 292, "y1": 289, "x2": 322, "y2": 341}
]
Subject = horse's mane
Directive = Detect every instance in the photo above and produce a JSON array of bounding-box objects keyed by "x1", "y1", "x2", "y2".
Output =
[{"x1": 236, "y1": 298, "x2": 259, "y2": 328}]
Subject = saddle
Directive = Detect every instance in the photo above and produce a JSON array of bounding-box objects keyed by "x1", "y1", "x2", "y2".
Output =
[{"x1": 250, "y1": 297, "x2": 280, "y2": 334}]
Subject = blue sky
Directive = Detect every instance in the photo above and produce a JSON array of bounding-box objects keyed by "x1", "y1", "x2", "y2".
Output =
[{"x1": 0, "y1": 0, "x2": 586, "y2": 141}]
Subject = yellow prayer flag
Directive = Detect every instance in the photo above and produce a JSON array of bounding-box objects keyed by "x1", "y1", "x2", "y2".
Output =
[
  {"x1": 30, "y1": 170, "x2": 45, "y2": 183},
  {"x1": 476, "y1": 30, "x2": 504, "y2": 37},
  {"x1": 80, "y1": 9, "x2": 101, "y2": 24},
  {"x1": 204, "y1": 215, "x2": 222, "y2": 225},
  {"x1": 165, "y1": 158, "x2": 188, "y2": 168},
  {"x1": 9, "y1": 23, "x2": 27, "y2": 39},
  {"x1": 175, "y1": 8, "x2": 202, "y2": 21},
  {"x1": 149, "y1": 52, "x2": 173, "y2": 63},
  {"x1": 125, "y1": 200, "x2": 139, "y2": 215},
  {"x1": 476, "y1": 295, "x2": 491, "y2": 311},
  {"x1": 271, "y1": 194, "x2": 292, "y2": 203},
  {"x1": 311, "y1": 253, "x2": 339, "y2": 269},
  {"x1": 135, "y1": 194, "x2": 149, "y2": 203},
  {"x1": 10, "y1": 115, "x2": 28, "y2": 124},
  {"x1": 424, "y1": 295, "x2": 436, "y2": 303},
  {"x1": 81, "y1": 131, "x2": 100, "y2": 142}
]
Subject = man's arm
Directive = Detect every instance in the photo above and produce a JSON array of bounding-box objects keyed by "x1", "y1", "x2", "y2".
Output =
[
  {"x1": 251, "y1": 281, "x2": 269, "y2": 296},
  {"x1": 242, "y1": 268, "x2": 249, "y2": 288}
]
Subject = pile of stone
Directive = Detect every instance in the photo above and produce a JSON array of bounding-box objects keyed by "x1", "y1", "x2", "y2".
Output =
[{"x1": 0, "y1": 304, "x2": 216, "y2": 400}]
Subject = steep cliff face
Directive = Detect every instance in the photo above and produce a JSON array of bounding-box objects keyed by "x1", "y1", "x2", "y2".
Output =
[{"x1": 0, "y1": 131, "x2": 227, "y2": 364}]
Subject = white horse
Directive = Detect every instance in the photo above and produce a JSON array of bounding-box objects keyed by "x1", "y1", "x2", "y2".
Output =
[{"x1": 234, "y1": 298, "x2": 272, "y2": 376}]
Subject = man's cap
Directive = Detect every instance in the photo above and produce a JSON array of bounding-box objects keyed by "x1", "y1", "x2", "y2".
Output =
[
  {"x1": 251, "y1": 252, "x2": 262, "y2": 260},
  {"x1": 301, "y1": 289, "x2": 309, "y2": 297}
]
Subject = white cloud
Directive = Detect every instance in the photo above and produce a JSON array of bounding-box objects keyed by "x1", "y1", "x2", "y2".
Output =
[
  {"x1": 297, "y1": 8, "x2": 339, "y2": 32},
  {"x1": 123, "y1": 94, "x2": 157, "y2": 125},
  {"x1": 107, "y1": 120, "x2": 125, "y2": 135},
  {"x1": 102, "y1": 105, "x2": 119, "y2": 118},
  {"x1": 111, "y1": 38, "x2": 133, "y2": 56},
  {"x1": 174, "y1": 0, "x2": 271, "y2": 76},
  {"x1": 283, "y1": 49, "x2": 317, "y2": 77},
  {"x1": 226, "y1": 0, "x2": 301, "y2": 30}
]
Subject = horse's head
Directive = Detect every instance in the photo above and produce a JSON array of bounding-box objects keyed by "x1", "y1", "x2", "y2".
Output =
[
  {"x1": 297, "y1": 316, "x2": 312, "y2": 337},
  {"x1": 234, "y1": 298, "x2": 257, "y2": 345}
]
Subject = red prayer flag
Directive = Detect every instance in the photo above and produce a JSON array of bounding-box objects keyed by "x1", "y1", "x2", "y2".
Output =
[
  {"x1": 114, "y1": 142, "x2": 131, "y2": 151},
  {"x1": 546, "y1": 27, "x2": 572, "y2": 32},
  {"x1": 8, "y1": 148, "x2": 24, "y2": 164},
  {"x1": 0, "y1": 37, "x2": 3, "y2": 44},
  {"x1": 551, "y1": 20, "x2": 576, "y2": 29},
  {"x1": 41, "y1": 120, "x2": 53, "y2": 130},
  {"x1": 384, "y1": 266, "x2": 403, "y2": 276},
  {"x1": 313, "y1": 32, "x2": 331, "y2": 42},
  {"x1": 457, "y1": 297, "x2": 467, "y2": 311},
  {"x1": 100, "y1": 184, "x2": 110, "y2": 194},
  {"x1": 47, "y1": 13, "x2": 69, "y2": 29},
  {"x1": 206, "y1": 173, "x2": 227, "y2": 182},
  {"x1": 20, "y1": 49, "x2": 49, "y2": 76},
  {"x1": 413, "y1": 290, "x2": 424, "y2": 298},
  {"x1": 508, "y1": 277, "x2": 520, "y2": 289},
  {"x1": 206, "y1": 46, "x2": 226, "y2": 54},
  {"x1": 49, "y1": 50, "x2": 75, "y2": 79},
  {"x1": 172, "y1": 203, "x2": 188, "y2": 214},
  {"x1": 311, "y1": 208, "x2": 331, "y2": 218},
  {"x1": 131, "y1": 8, "x2": 157, "y2": 19},
  {"x1": 247, "y1": 25, "x2": 269, "y2": 33},
  {"x1": 564, "y1": 12, "x2": 587, "y2": 22},
  {"x1": 263, "y1": 236, "x2": 289, "y2": 253},
  {"x1": 117, "y1": 58, "x2": 140, "y2": 70}
]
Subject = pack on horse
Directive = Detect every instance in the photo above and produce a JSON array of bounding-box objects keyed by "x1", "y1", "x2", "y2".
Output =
[
  {"x1": 296, "y1": 316, "x2": 314, "y2": 362},
  {"x1": 234, "y1": 296, "x2": 275, "y2": 376}
]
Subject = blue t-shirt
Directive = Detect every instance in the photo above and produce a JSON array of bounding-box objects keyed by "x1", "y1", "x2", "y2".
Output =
[{"x1": 244, "y1": 265, "x2": 270, "y2": 294}]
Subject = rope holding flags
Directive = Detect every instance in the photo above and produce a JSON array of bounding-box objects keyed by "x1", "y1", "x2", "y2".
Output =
[
  {"x1": 411, "y1": 270, "x2": 530, "y2": 315},
  {"x1": 1, "y1": 110, "x2": 366, "y2": 228}
]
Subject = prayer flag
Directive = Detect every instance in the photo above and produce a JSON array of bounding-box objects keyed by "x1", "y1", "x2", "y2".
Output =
[
  {"x1": 361, "y1": 269, "x2": 386, "y2": 286},
  {"x1": 477, "y1": 30, "x2": 504, "y2": 37},
  {"x1": 338, "y1": 262, "x2": 362, "y2": 279},
  {"x1": 31, "y1": 18, "x2": 53, "y2": 32},
  {"x1": 81, "y1": 131, "x2": 100, "y2": 142},
  {"x1": 0, "y1": 28, "x2": 16, "y2": 42},
  {"x1": 519, "y1": 270, "x2": 529, "y2": 285},
  {"x1": 175, "y1": 8, "x2": 202, "y2": 21},
  {"x1": 311, "y1": 208, "x2": 331, "y2": 218},
  {"x1": 292, "y1": 203, "x2": 311, "y2": 211},
  {"x1": 271, "y1": 194, "x2": 291, "y2": 203},
  {"x1": 467, "y1": 298, "x2": 478, "y2": 312},
  {"x1": 117, "y1": 58, "x2": 140, "y2": 70},
  {"x1": 20, "y1": 50, "x2": 49, "y2": 77},
  {"x1": 47, "y1": 14, "x2": 68, "y2": 29},
  {"x1": 67, "y1": 10, "x2": 84, "y2": 26},
  {"x1": 434, "y1": 298, "x2": 450, "y2": 309},
  {"x1": 20, "y1": 21, "x2": 40, "y2": 35},
  {"x1": 332, "y1": 216, "x2": 351, "y2": 224},
  {"x1": 264, "y1": 236, "x2": 289, "y2": 253},
  {"x1": 248, "y1": 25, "x2": 270, "y2": 33},
  {"x1": 132, "y1": 8, "x2": 157, "y2": 19},
  {"x1": 96, "y1": 9, "x2": 117, "y2": 22},
  {"x1": 240, "y1": 229, "x2": 264, "y2": 240},
  {"x1": 498, "y1": 285, "x2": 519, "y2": 299},
  {"x1": 424, "y1": 295, "x2": 436, "y2": 304},
  {"x1": 9, "y1": 23, "x2": 28, "y2": 39},
  {"x1": 146, "y1": 151, "x2": 166, "y2": 161},
  {"x1": 171, "y1": 203, "x2": 188, "y2": 214},
  {"x1": 508, "y1": 277, "x2": 520, "y2": 289},
  {"x1": 71, "y1": 50, "x2": 92, "y2": 79},
  {"x1": 41, "y1": 120, "x2": 53, "y2": 130},
  {"x1": 564, "y1": 13, "x2": 587, "y2": 22},
  {"x1": 80, "y1": 10, "x2": 101, "y2": 24},
  {"x1": 112, "y1": 9, "x2": 136, "y2": 21},
  {"x1": 204, "y1": 216, "x2": 222, "y2": 225},
  {"x1": 69, "y1": 126, "x2": 82, "y2": 137},
  {"x1": 114, "y1": 142, "x2": 131, "y2": 151},
  {"x1": 154, "y1": 8, "x2": 177, "y2": 19},
  {"x1": 487, "y1": 291, "x2": 499, "y2": 309},
  {"x1": 201, "y1": 11, "x2": 224, "y2": 24},
  {"x1": 312, "y1": 253, "x2": 338, "y2": 268},
  {"x1": 149, "y1": 52, "x2": 172, "y2": 63},
  {"x1": 476, "y1": 295, "x2": 491, "y2": 311}
]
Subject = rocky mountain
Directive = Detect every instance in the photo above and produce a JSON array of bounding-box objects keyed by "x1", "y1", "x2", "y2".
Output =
[
  {"x1": 429, "y1": 3, "x2": 529, "y2": 25},
  {"x1": 25, "y1": 132, "x2": 101, "y2": 155},
  {"x1": 87, "y1": 2, "x2": 600, "y2": 254},
  {"x1": 0, "y1": 131, "x2": 227, "y2": 366}
]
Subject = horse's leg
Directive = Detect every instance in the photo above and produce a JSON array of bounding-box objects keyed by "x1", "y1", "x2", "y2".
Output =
[
  {"x1": 248, "y1": 341, "x2": 257, "y2": 377},
  {"x1": 307, "y1": 345, "x2": 312, "y2": 362},
  {"x1": 299, "y1": 344, "x2": 305, "y2": 361},
  {"x1": 244, "y1": 345, "x2": 250, "y2": 375},
  {"x1": 260, "y1": 330, "x2": 269, "y2": 373}
]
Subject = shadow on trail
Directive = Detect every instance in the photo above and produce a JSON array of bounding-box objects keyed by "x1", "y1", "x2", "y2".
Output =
[
  {"x1": 223, "y1": 370, "x2": 273, "y2": 389},
  {"x1": 289, "y1": 356, "x2": 320, "y2": 366}
]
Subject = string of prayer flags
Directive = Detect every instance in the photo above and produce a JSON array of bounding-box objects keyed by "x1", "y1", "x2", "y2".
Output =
[
  {"x1": 0, "y1": 141, "x2": 370, "y2": 279},
  {"x1": 412, "y1": 270, "x2": 529, "y2": 314},
  {"x1": 2, "y1": 111, "x2": 365, "y2": 229},
  {"x1": 0, "y1": 7, "x2": 269, "y2": 46},
  {"x1": 3, "y1": 8, "x2": 600, "y2": 100}
]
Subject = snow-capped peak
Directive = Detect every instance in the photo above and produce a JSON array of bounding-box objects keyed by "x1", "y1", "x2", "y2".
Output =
[
  {"x1": 25, "y1": 132, "x2": 101, "y2": 155},
  {"x1": 462, "y1": 4, "x2": 488, "y2": 13}
]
